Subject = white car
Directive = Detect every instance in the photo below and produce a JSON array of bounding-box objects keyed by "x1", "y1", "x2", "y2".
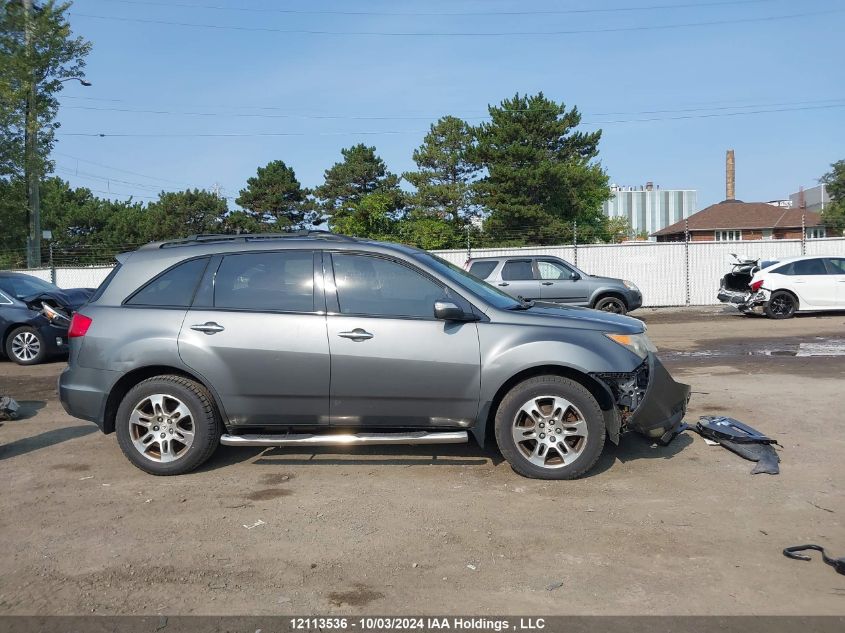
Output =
[{"x1": 744, "y1": 255, "x2": 845, "y2": 319}]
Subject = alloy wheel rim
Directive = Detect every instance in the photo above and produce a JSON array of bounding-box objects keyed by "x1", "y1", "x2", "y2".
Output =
[
  {"x1": 771, "y1": 295, "x2": 792, "y2": 316},
  {"x1": 512, "y1": 395, "x2": 588, "y2": 469},
  {"x1": 600, "y1": 300, "x2": 623, "y2": 313},
  {"x1": 11, "y1": 331, "x2": 40, "y2": 361},
  {"x1": 129, "y1": 394, "x2": 195, "y2": 463}
]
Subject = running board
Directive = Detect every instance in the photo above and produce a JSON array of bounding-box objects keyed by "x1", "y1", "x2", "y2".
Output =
[{"x1": 220, "y1": 430, "x2": 468, "y2": 447}]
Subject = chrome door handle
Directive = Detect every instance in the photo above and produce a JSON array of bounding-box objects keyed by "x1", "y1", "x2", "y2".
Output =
[
  {"x1": 191, "y1": 322, "x2": 225, "y2": 334},
  {"x1": 338, "y1": 328, "x2": 374, "y2": 341},
  {"x1": 541, "y1": 281, "x2": 554, "y2": 286}
]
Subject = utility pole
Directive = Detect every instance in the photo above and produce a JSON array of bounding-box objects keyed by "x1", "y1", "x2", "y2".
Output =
[{"x1": 24, "y1": 0, "x2": 41, "y2": 268}]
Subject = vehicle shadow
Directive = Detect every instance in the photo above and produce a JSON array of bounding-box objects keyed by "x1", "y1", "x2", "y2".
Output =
[
  {"x1": 199, "y1": 442, "x2": 504, "y2": 472},
  {"x1": 11, "y1": 400, "x2": 47, "y2": 420},
  {"x1": 0, "y1": 425, "x2": 97, "y2": 461},
  {"x1": 590, "y1": 430, "x2": 694, "y2": 476}
]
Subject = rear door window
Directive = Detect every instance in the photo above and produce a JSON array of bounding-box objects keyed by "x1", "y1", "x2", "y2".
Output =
[
  {"x1": 214, "y1": 251, "x2": 315, "y2": 312},
  {"x1": 126, "y1": 257, "x2": 208, "y2": 307},
  {"x1": 823, "y1": 258, "x2": 845, "y2": 274},
  {"x1": 791, "y1": 258, "x2": 828, "y2": 275},
  {"x1": 468, "y1": 261, "x2": 498, "y2": 280},
  {"x1": 501, "y1": 259, "x2": 534, "y2": 281}
]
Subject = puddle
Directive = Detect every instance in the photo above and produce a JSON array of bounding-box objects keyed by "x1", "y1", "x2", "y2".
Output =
[{"x1": 662, "y1": 338, "x2": 845, "y2": 360}]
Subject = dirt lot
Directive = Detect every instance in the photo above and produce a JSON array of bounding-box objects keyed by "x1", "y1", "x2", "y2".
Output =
[{"x1": 0, "y1": 307, "x2": 843, "y2": 615}]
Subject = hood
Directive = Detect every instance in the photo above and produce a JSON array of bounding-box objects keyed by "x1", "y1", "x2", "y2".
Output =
[
  {"x1": 21, "y1": 288, "x2": 92, "y2": 312},
  {"x1": 588, "y1": 275, "x2": 624, "y2": 284},
  {"x1": 494, "y1": 301, "x2": 644, "y2": 334}
]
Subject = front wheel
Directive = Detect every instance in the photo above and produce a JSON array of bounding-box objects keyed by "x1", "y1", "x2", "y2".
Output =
[
  {"x1": 115, "y1": 375, "x2": 221, "y2": 475},
  {"x1": 594, "y1": 296, "x2": 627, "y2": 315},
  {"x1": 765, "y1": 291, "x2": 797, "y2": 319},
  {"x1": 5, "y1": 326, "x2": 47, "y2": 365},
  {"x1": 494, "y1": 376, "x2": 606, "y2": 480}
]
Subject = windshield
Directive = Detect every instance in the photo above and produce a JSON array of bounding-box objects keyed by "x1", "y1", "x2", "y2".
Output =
[
  {"x1": 414, "y1": 253, "x2": 522, "y2": 310},
  {"x1": 0, "y1": 275, "x2": 60, "y2": 299}
]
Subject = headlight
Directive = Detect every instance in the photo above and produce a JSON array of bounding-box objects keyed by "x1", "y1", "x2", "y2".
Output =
[
  {"x1": 622, "y1": 280, "x2": 639, "y2": 291},
  {"x1": 604, "y1": 332, "x2": 656, "y2": 359}
]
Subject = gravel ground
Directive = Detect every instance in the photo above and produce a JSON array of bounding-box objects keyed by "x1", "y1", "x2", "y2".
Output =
[{"x1": 0, "y1": 307, "x2": 843, "y2": 615}]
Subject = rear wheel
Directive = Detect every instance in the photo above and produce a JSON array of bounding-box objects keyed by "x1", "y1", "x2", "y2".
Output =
[
  {"x1": 5, "y1": 326, "x2": 47, "y2": 365},
  {"x1": 765, "y1": 291, "x2": 797, "y2": 319},
  {"x1": 594, "y1": 296, "x2": 627, "y2": 315},
  {"x1": 115, "y1": 375, "x2": 221, "y2": 475},
  {"x1": 494, "y1": 375, "x2": 605, "y2": 480}
]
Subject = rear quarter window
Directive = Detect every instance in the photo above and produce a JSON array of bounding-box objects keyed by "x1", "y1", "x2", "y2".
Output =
[
  {"x1": 468, "y1": 261, "x2": 498, "y2": 280},
  {"x1": 125, "y1": 257, "x2": 209, "y2": 307}
]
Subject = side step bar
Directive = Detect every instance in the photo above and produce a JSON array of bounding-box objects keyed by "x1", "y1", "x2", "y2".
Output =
[{"x1": 220, "y1": 430, "x2": 468, "y2": 447}]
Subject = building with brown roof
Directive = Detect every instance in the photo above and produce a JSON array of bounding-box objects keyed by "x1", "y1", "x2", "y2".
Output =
[{"x1": 652, "y1": 200, "x2": 824, "y2": 242}]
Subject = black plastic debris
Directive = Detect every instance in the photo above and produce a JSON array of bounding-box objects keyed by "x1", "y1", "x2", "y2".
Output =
[
  {"x1": 695, "y1": 416, "x2": 781, "y2": 475},
  {"x1": 0, "y1": 396, "x2": 19, "y2": 421},
  {"x1": 783, "y1": 545, "x2": 845, "y2": 576}
]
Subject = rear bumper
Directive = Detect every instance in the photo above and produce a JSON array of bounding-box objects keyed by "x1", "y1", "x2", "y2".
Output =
[
  {"x1": 627, "y1": 355, "x2": 690, "y2": 439},
  {"x1": 58, "y1": 366, "x2": 116, "y2": 432}
]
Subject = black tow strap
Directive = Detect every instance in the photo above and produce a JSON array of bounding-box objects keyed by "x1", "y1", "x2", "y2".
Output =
[{"x1": 783, "y1": 544, "x2": 845, "y2": 575}]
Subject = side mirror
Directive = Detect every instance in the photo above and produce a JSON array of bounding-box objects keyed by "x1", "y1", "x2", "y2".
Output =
[
  {"x1": 570, "y1": 271, "x2": 581, "y2": 281},
  {"x1": 434, "y1": 300, "x2": 477, "y2": 322}
]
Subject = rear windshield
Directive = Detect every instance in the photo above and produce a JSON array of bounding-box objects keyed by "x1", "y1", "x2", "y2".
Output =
[{"x1": 88, "y1": 263, "x2": 122, "y2": 303}]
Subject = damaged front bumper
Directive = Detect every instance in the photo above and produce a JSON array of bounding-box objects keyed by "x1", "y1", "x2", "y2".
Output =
[{"x1": 593, "y1": 354, "x2": 690, "y2": 442}]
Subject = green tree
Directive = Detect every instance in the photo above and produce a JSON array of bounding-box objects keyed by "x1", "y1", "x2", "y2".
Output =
[
  {"x1": 472, "y1": 92, "x2": 610, "y2": 245},
  {"x1": 142, "y1": 189, "x2": 226, "y2": 241},
  {"x1": 820, "y1": 160, "x2": 845, "y2": 236},
  {"x1": 1, "y1": 0, "x2": 91, "y2": 261},
  {"x1": 403, "y1": 116, "x2": 478, "y2": 224},
  {"x1": 235, "y1": 160, "x2": 310, "y2": 231},
  {"x1": 314, "y1": 144, "x2": 404, "y2": 232},
  {"x1": 329, "y1": 192, "x2": 399, "y2": 241}
]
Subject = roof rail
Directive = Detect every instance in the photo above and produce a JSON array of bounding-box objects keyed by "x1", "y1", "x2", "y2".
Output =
[{"x1": 157, "y1": 230, "x2": 358, "y2": 248}]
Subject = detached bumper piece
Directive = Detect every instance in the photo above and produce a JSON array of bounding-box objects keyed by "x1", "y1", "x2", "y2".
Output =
[
  {"x1": 695, "y1": 415, "x2": 780, "y2": 474},
  {"x1": 593, "y1": 356, "x2": 691, "y2": 442}
]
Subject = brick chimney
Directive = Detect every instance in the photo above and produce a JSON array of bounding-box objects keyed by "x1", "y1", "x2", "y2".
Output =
[{"x1": 726, "y1": 149, "x2": 735, "y2": 200}]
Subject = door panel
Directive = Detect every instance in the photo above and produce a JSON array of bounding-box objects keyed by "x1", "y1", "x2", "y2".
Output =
[
  {"x1": 788, "y1": 258, "x2": 834, "y2": 307},
  {"x1": 326, "y1": 252, "x2": 481, "y2": 428},
  {"x1": 536, "y1": 258, "x2": 589, "y2": 303},
  {"x1": 178, "y1": 250, "x2": 330, "y2": 427},
  {"x1": 327, "y1": 316, "x2": 480, "y2": 427},
  {"x1": 498, "y1": 259, "x2": 539, "y2": 300},
  {"x1": 824, "y1": 258, "x2": 845, "y2": 307}
]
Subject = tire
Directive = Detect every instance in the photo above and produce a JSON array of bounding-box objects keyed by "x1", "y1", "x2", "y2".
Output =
[
  {"x1": 593, "y1": 296, "x2": 627, "y2": 315},
  {"x1": 5, "y1": 326, "x2": 48, "y2": 365},
  {"x1": 494, "y1": 375, "x2": 606, "y2": 480},
  {"x1": 115, "y1": 375, "x2": 221, "y2": 475},
  {"x1": 765, "y1": 290, "x2": 797, "y2": 319}
]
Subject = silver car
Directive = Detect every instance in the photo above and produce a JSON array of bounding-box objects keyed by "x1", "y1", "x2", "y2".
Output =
[
  {"x1": 466, "y1": 256, "x2": 642, "y2": 314},
  {"x1": 59, "y1": 233, "x2": 688, "y2": 480}
]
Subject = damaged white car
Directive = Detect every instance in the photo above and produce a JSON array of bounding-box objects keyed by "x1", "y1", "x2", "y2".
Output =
[{"x1": 718, "y1": 255, "x2": 845, "y2": 319}]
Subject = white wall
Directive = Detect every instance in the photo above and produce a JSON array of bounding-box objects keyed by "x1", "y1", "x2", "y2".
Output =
[{"x1": 6, "y1": 239, "x2": 845, "y2": 307}]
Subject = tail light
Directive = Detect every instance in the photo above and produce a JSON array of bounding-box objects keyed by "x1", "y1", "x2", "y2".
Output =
[
  {"x1": 750, "y1": 279, "x2": 765, "y2": 292},
  {"x1": 68, "y1": 313, "x2": 93, "y2": 338}
]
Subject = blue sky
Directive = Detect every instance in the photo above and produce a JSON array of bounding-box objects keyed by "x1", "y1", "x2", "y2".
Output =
[{"x1": 52, "y1": 0, "x2": 845, "y2": 210}]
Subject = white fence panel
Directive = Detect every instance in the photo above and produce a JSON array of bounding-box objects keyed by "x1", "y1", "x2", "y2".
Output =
[
  {"x1": 576, "y1": 242, "x2": 687, "y2": 307},
  {"x1": 6, "y1": 238, "x2": 845, "y2": 307},
  {"x1": 688, "y1": 240, "x2": 802, "y2": 306},
  {"x1": 55, "y1": 266, "x2": 114, "y2": 289},
  {"x1": 431, "y1": 244, "x2": 576, "y2": 266}
]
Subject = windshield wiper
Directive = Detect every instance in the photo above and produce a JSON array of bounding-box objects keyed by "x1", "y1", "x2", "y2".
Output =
[{"x1": 509, "y1": 296, "x2": 535, "y2": 310}]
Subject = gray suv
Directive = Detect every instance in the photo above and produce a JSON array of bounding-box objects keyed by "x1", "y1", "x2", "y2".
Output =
[
  {"x1": 59, "y1": 233, "x2": 688, "y2": 480},
  {"x1": 466, "y1": 256, "x2": 642, "y2": 314}
]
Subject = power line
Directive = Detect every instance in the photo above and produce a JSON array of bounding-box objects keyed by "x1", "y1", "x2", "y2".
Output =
[
  {"x1": 70, "y1": 7, "x2": 842, "y2": 37},
  {"x1": 55, "y1": 102, "x2": 845, "y2": 138},
  {"x1": 52, "y1": 150, "x2": 195, "y2": 186},
  {"x1": 58, "y1": 97, "x2": 845, "y2": 121},
  {"x1": 103, "y1": 0, "x2": 781, "y2": 18}
]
